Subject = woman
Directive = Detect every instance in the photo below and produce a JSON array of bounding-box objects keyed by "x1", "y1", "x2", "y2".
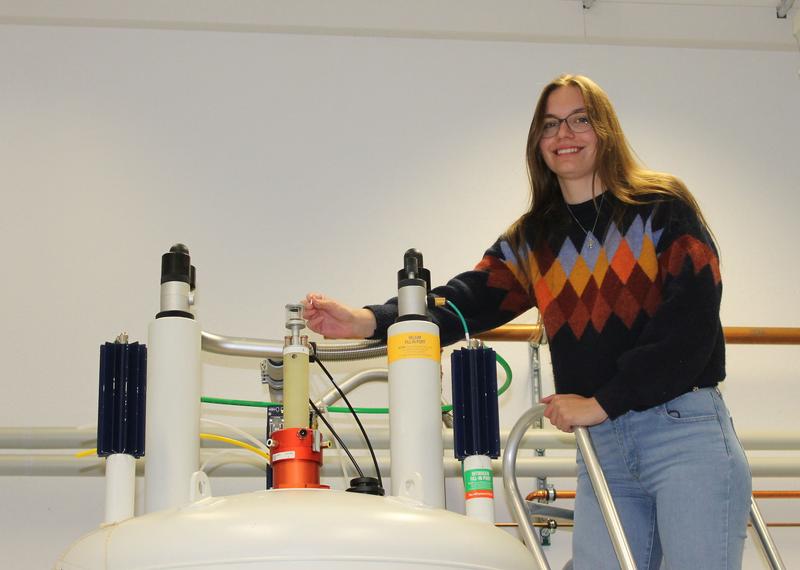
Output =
[{"x1": 303, "y1": 74, "x2": 751, "y2": 570}]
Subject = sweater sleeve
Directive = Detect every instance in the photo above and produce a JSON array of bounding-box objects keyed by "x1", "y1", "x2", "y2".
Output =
[
  {"x1": 366, "y1": 239, "x2": 535, "y2": 346},
  {"x1": 593, "y1": 198, "x2": 725, "y2": 418}
]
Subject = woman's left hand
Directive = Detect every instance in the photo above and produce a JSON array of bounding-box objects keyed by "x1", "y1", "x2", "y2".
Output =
[{"x1": 541, "y1": 394, "x2": 608, "y2": 433}]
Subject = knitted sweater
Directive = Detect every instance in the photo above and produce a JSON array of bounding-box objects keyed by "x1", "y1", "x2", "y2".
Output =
[{"x1": 367, "y1": 193, "x2": 725, "y2": 419}]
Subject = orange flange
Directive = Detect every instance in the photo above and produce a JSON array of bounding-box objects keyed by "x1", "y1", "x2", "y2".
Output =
[{"x1": 269, "y1": 427, "x2": 329, "y2": 489}]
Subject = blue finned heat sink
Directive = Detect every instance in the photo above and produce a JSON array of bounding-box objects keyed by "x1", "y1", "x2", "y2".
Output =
[
  {"x1": 98, "y1": 341, "x2": 147, "y2": 457},
  {"x1": 451, "y1": 346, "x2": 500, "y2": 460}
]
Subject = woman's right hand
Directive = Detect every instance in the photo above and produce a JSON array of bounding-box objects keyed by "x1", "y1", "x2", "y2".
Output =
[{"x1": 302, "y1": 293, "x2": 377, "y2": 339}]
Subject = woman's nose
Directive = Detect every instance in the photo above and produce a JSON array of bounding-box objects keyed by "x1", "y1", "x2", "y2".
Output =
[{"x1": 556, "y1": 120, "x2": 574, "y2": 138}]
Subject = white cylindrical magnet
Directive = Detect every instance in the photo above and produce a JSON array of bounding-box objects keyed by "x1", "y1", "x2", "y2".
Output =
[
  {"x1": 387, "y1": 319, "x2": 444, "y2": 508},
  {"x1": 144, "y1": 316, "x2": 201, "y2": 513}
]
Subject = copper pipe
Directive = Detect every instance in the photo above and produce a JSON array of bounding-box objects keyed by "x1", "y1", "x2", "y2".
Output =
[
  {"x1": 496, "y1": 522, "x2": 800, "y2": 528},
  {"x1": 476, "y1": 324, "x2": 544, "y2": 343},
  {"x1": 525, "y1": 490, "x2": 800, "y2": 501},
  {"x1": 526, "y1": 489, "x2": 576, "y2": 501},
  {"x1": 478, "y1": 325, "x2": 800, "y2": 346},
  {"x1": 753, "y1": 491, "x2": 800, "y2": 499},
  {"x1": 723, "y1": 327, "x2": 800, "y2": 345}
]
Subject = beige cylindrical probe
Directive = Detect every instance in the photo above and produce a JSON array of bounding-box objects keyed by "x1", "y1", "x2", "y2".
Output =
[{"x1": 283, "y1": 346, "x2": 310, "y2": 428}]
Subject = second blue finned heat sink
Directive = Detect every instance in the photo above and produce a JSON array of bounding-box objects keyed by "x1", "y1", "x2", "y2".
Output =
[
  {"x1": 451, "y1": 346, "x2": 500, "y2": 460},
  {"x1": 97, "y1": 341, "x2": 147, "y2": 458}
]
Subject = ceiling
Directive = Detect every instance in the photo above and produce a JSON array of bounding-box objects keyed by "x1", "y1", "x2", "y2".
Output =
[{"x1": 0, "y1": 0, "x2": 797, "y2": 51}]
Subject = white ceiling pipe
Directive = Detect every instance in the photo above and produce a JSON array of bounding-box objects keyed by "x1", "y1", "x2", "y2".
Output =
[
  {"x1": 0, "y1": 427, "x2": 98, "y2": 448},
  {"x1": 3, "y1": 453, "x2": 799, "y2": 478},
  {"x1": 2, "y1": 427, "x2": 800, "y2": 451}
]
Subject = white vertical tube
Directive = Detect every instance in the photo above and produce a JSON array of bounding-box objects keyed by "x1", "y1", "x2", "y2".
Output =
[
  {"x1": 387, "y1": 319, "x2": 444, "y2": 508},
  {"x1": 104, "y1": 453, "x2": 136, "y2": 524},
  {"x1": 144, "y1": 316, "x2": 201, "y2": 513},
  {"x1": 463, "y1": 454, "x2": 495, "y2": 523}
]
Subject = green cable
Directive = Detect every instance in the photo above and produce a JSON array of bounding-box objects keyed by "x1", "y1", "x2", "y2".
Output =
[
  {"x1": 495, "y1": 352, "x2": 512, "y2": 396},
  {"x1": 445, "y1": 299, "x2": 470, "y2": 341},
  {"x1": 328, "y1": 406, "x2": 389, "y2": 414},
  {"x1": 201, "y1": 352, "x2": 511, "y2": 414},
  {"x1": 201, "y1": 396, "x2": 282, "y2": 408}
]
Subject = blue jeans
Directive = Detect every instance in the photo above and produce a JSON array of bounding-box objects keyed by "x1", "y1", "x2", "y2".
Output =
[{"x1": 572, "y1": 387, "x2": 752, "y2": 570}]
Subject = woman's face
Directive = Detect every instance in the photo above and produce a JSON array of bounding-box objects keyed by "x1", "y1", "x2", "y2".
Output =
[{"x1": 538, "y1": 85, "x2": 598, "y2": 190}]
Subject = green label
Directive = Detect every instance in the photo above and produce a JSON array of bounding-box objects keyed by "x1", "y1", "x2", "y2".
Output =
[{"x1": 463, "y1": 468, "x2": 493, "y2": 492}]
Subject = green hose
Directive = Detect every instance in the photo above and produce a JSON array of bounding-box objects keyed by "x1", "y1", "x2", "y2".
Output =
[
  {"x1": 201, "y1": 396, "x2": 281, "y2": 408},
  {"x1": 495, "y1": 352, "x2": 512, "y2": 396},
  {"x1": 327, "y1": 406, "x2": 390, "y2": 414}
]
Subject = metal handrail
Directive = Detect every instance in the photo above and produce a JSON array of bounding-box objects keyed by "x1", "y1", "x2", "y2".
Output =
[{"x1": 502, "y1": 405, "x2": 637, "y2": 570}]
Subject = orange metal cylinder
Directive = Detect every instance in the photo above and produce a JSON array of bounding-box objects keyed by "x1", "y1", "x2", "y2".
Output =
[{"x1": 269, "y1": 427, "x2": 328, "y2": 489}]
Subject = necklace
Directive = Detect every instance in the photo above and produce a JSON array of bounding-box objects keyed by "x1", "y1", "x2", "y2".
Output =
[{"x1": 566, "y1": 192, "x2": 605, "y2": 250}]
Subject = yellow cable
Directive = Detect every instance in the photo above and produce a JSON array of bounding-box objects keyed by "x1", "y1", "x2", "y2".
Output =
[
  {"x1": 199, "y1": 433, "x2": 270, "y2": 463},
  {"x1": 73, "y1": 434, "x2": 271, "y2": 463},
  {"x1": 74, "y1": 448, "x2": 96, "y2": 458}
]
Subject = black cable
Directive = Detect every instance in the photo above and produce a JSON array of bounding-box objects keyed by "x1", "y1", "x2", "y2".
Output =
[
  {"x1": 313, "y1": 355, "x2": 383, "y2": 488},
  {"x1": 309, "y1": 398, "x2": 364, "y2": 478}
]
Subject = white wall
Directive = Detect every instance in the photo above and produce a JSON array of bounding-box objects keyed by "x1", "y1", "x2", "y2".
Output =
[{"x1": 0, "y1": 22, "x2": 799, "y2": 569}]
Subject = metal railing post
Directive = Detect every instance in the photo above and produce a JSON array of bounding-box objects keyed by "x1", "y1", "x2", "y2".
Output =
[
  {"x1": 749, "y1": 497, "x2": 786, "y2": 569},
  {"x1": 503, "y1": 405, "x2": 552, "y2": 570},
  {"x1": 573, "y1": 426, "x2": 637, "y2": 570}
]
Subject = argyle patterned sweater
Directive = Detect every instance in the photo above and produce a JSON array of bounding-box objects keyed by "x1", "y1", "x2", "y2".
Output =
[{"x1": 367, "y1": 193, "x2": 725, "y2": 419}]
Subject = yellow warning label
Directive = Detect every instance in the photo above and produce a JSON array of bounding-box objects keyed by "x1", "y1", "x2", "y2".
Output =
[{"x1": 387, "y1": 332, "x2": 440, "y2": 364}]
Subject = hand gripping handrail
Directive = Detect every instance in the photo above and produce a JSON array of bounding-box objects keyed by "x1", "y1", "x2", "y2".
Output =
[{"x1": 503, "y1": 406, "x2": 637, "y2": 570}]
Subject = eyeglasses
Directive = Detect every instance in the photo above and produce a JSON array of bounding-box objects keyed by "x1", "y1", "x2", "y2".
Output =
[{"x1": 540, "y1": 111, "x2": 592, "y2": 138}]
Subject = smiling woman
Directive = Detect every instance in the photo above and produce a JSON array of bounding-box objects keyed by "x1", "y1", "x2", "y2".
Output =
[
  {"x1": 537, "y1": 87, "x2": 599, "y2": 202},
  {"x1": 302, "y1": 74, "x2": 752, "y2": 569}
]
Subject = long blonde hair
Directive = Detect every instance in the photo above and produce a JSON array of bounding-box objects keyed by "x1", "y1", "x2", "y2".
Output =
[{"x1": 507, "y1": 74, "x2": 712, "y2": 287}]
